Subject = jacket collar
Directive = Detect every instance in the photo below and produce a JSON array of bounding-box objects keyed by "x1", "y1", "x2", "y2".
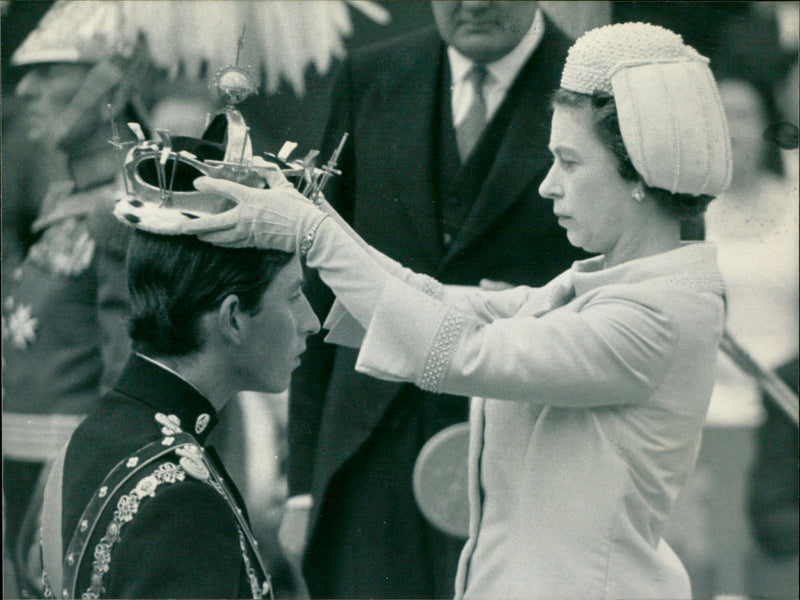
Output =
[
  {"x1": 113, "y1": 353, "x2": 220, "y2": 445},
  {"x1": 570, "y1": 242, "x2": 725, "y2": 298}
]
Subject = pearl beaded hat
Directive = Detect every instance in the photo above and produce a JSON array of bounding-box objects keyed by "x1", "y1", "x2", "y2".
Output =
[{"x1": 560, "y1": 22, "x2": 732, "y2": 197}]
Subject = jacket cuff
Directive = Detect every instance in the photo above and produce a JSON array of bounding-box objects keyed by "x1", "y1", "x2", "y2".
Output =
[{"x1": 356, "y1": 278, "x2": 469, "y2": 393}]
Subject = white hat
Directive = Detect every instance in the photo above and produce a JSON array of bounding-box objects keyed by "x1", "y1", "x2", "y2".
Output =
[{"x1": 560, "y1": 22, "x2": 732, "y2": 197}]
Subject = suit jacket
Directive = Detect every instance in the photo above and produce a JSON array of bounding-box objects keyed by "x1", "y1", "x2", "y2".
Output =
[
  {"x1": 350, "y1": 243, "x2": 725, "y2": 599},
  {"x1": 289, "y1": 19, "x2": 587, "y2": 599},
  {"x1": 50, "y1": 355, "x2": 269, "y2": 598}
]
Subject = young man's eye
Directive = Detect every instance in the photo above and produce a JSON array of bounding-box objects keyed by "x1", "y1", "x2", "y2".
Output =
[{"x1": 559, "y1": 157, "x2": 577, "y2": 170}]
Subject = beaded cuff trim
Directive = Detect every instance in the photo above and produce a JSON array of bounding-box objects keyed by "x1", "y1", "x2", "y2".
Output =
[
  {"x1": 417, "y1": 309, "x2": 469, "y2": 393},
  {"x1": 662, "y1": 272, "x2": 725, "y2": 296},
  {"x1": 420, "y1": 275, "x2": 444, "y2": 299}
]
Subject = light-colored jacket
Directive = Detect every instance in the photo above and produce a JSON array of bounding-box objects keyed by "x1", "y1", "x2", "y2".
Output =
[{"x1": 334, "y1": 243, "x2": 725, "y2": 599}]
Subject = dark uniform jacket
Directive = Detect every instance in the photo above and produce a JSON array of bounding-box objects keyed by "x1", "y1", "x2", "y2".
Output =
[
  {"x1": 2, "y1": 148, "x2": 131, "y2": 457},
  {"x1": 289, "y1": 19, "x2": 588, "y2": 599},
  {"x1": 44, "y1": 354, "x2": 270, "y2": 599}
]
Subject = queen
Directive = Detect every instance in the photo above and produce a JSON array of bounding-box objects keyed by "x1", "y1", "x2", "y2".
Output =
[{"x1": 180, "y1": 22, "x2": 731, "y2": 600}]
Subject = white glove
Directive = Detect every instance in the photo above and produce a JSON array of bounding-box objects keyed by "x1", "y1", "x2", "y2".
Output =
[
  {"x1": 182, "y1": 170, "x2": 328, "y2": 255},
  {"x1": 314, "y1": 195, "x2": 442, "y2": 297}
]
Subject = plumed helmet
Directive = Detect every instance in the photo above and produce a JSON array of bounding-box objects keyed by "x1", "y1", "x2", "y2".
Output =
[
  {"x1": 11, "y1": 1, "x2": 157, "y2": 151},
  {"x1": 11, "y1": 1, "x2": 138, "y2": 66}
]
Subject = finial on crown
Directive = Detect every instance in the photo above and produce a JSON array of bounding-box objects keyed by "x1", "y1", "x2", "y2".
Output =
[{"x1": 211, "y1": 26, "x2": 257, "y2": 107}]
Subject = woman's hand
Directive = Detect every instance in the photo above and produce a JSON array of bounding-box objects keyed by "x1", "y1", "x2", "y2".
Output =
[{"x1": 182, "y1": 171, "x2": 327, "y2": 255}]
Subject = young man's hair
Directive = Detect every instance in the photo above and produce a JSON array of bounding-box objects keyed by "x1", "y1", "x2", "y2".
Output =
[{"x1": 127, "y1": 231, "x2": 293, "y2": 356}]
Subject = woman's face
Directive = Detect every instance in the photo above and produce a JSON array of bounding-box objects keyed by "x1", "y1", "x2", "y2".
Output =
[{"x1": 539, "y1": 104, "x2": 637, "y2": 257}]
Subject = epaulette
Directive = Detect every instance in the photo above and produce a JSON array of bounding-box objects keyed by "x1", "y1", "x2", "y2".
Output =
[{"x1": 49, "y1": 414, "x2": 272, "y2": 599}]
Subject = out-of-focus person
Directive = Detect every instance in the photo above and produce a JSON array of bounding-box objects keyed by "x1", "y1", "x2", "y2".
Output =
[
  {"x1": 704, "y1": 75, "x2": 798, "y2": 427},
  {"x1": 746, "y1": 357, "x2": 799, "y2": 599},
  {"x1": 744, "y1": 32, "x2": 799, "y2": 597},
  {"x1": 663, "y1": 7, "x2": 799, "y2": 596},
  {"x1": 284, "y1": 2, "x2": 592, "y2": 597},
  {"x1": 1, "y1": 3, "x2": 159, "y2": 594}
]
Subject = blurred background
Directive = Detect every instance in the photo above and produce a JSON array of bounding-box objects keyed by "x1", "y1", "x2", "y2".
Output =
[{"x1": 2, "y1": 2, "x2": 798, "y2": 599}]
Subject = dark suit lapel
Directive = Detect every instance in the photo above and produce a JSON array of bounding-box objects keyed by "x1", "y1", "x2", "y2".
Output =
[
  {"x1": 363, "y1": 32, "x2": 446, "y2": 255},
  {"x1": 443, "y1": 19, "x2": 570, "y2": 265}
]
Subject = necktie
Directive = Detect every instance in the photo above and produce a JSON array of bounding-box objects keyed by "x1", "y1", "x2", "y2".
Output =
[{"x1": 456, "y1": 65, "x2": 488, "y2": 161}]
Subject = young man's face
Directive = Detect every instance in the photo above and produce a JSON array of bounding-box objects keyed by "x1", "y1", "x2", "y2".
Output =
[{"x1": 237, "y1": 257, "x2": 320, "y2": 394}]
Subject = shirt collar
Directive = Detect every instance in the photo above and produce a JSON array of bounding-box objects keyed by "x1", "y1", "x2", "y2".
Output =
[{"x1": 447, "y1": 8, "x2": 544, "y2": 90}]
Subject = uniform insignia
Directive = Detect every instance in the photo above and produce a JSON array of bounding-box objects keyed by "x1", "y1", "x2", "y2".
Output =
[
  {"x1": 2, "y1": 297, "x2": 39, "y2": 349},
  {"x1": 155, "y1": 412, "x2": 182, "y2": 435},
  {"x1": 58, "y1": 432, "x2": 271, "y2": 598},
  {"x1": 83, "y1": 462, "x2": 186, "y2": 598},
  {"x1": 175, "y1": 444, "x2": 209, "y2": 481},
  {"x1": 179, "y1": 456, "x2": 210, "y2": 481},
  {"x1": 27, "y1": 217, "x2": 96, "y2": 277},
  {"x1": 195, "y1": 413, "x2": 210, "y2": 434}
]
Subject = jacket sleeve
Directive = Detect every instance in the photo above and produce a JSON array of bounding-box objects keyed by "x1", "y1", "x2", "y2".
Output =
[
  {"x1": 355, "y1": 278, "x2": 678, "y2": 406},
  {"x1": 106, "y1": 481, "x2": 244, "y2": 598}
]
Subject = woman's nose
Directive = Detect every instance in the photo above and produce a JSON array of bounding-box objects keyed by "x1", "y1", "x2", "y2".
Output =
[{"x1": 538, "y1": 165, "x2": 561, "y2": 200}]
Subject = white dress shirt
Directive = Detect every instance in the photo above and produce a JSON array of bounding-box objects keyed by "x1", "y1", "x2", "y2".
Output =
[{"x1": 449, "y1": 9, "x2": 545, "y2": 127}]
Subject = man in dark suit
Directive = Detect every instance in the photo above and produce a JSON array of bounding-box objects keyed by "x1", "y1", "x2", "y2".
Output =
[{"x1": 285, "y1": 2, "x2": 588, "y2": 598}]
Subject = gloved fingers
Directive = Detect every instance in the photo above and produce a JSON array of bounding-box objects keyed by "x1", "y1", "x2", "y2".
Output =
[
  {"x1": 194, "y1": 230, "x2": 251, "y2": 247},
  {"x1": 261, "y1": 162, "x2": 296, "y2": 191},
  {"x1": 180, "y1": 209, "x2": 240, "y2": 235},
  {"x1": 193, "y1": 176, "x2": 254, "y2": 203}
]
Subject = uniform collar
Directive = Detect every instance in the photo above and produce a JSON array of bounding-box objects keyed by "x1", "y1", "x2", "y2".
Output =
[{"x1": 114, "y1": 354, "x2": 220, "y2": 445}]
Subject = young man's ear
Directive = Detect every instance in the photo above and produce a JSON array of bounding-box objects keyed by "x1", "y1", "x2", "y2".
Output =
[{"x1": 217, "y1": 294, "x2": 244, "y2": 344}]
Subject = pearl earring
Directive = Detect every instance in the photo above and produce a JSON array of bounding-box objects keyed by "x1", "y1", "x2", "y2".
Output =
[{"x1": 631, "y1": 186, "x2": 645, "y2": 202}]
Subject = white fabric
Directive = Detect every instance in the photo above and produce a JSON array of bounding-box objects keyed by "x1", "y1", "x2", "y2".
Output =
[
  {"x1": 611, "y1": 59, "x2": 732, "y2": 196},
  {"x1": 341, "y1": 243, "x2": 725, "y2": 599},
  {"x1": 560, "y1": 22, "x2": 732, "y2": 196},
  {"x1": 2, "y1": 413, "x2": 84, "y2": 461},
  {"x1": 180, "y1": 175, "x2": 325, "y2": 252},
  {"x1": 704, "y1": 176, "x2": 800, "y2": 426},
  {"x1": 449, "y1": 9, "x2": 544, "y2": 126}
]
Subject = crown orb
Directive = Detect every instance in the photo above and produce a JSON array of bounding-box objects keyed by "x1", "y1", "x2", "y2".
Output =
[{"x1": 214, "y1": 67, "x2": 256, "y2": 106}]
